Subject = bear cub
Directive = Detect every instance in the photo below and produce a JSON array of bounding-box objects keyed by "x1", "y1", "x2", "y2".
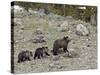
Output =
[
  {"x1": 18, "y1": 50, "x2": 33, "y2": 63},
  {"x1": 34, "y1": 47, "x2": 50, "y2": 59}
]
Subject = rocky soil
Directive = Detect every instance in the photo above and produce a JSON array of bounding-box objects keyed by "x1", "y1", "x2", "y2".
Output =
[{"x1": 12, "y1": 7, "x2": 97, "y2": 74}]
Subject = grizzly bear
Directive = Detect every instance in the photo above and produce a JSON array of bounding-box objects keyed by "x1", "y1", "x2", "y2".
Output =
[
  {"x1": 18, "y1": 50, "x2": 33, "y2": 63},
  {"x1": 53, "y1": 36, "x2": 71, "y2": 56},
  {"x1": 34, "y1": 47, "x2": 50, "y2": 59}
]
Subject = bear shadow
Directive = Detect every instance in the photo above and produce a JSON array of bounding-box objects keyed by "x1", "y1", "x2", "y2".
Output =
[
  {"x1": 51, "y1": 49, "x2": 80, "y2": 58},
  {"x1": 69, "y1": 51, "x2": 80, "y2": 58},
  {"x1": 63, "y1": 51, "x2": 80, "y2": 58},
  {"x1": 51, "y1": 49, "x2": 65, "y2": 55}
]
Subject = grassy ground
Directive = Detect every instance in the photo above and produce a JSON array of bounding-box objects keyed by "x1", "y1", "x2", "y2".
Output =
[{"x1": 13, "y1": 13, "x2": 97, "y2": 74}]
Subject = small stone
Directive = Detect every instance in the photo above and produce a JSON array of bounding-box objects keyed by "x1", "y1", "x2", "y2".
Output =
[
  {"x1": 31, "y1": 62, "x2": 36, "y2": 65},
  {"x1": 87, "y1": 45, "x2": 90, "y2": 47},
  {"x1": 73, "y1": 42, "x2": 75, "y2": 44},
  {"x1": 49, "y1": 63, "x2": 55, "y2": 68},
  {"x1": 15, "y1": 40, "x2": 19, "y2": 43},
  {"x1": 57, "y1": 65, "x2": 63, "y2": 69},
  {"x1": 20, "y1": 26, "x2": 24, "y2": 30}
]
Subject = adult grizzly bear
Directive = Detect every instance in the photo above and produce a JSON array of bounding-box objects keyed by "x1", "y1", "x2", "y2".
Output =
[
  {"x1": 18, "y1": 50, "x2": 33, "y2": 63},
  {"x1": 34, "y1": 47, "x2": 50, "y2": 59},
  {"x1": 53, "y1": 36, "x2": 71, "y2": 56}
]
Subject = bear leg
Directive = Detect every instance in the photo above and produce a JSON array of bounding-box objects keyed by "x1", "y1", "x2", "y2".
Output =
[
  {"x1": 40, "y1": 53, "x2": 43, "y2": 58},
  {"x1": 22, "y1": 57, "x2": 26, "y2": 61},
  {"x1": 37, "y1": 55, "x2": 40, "y2": 59},
  {"x1": 53, "y1": 49, "x2": 58, "y2": 55},
  {"x1": 45, "y1": 52, "x2": 50, "y2": 56},
  {"x1": 27, "y1": 57, "x2": 31, "y2": 61},
  {"x1": 34, "y1": 54, "x2": 37, "y2": 60},
  {"x1": 63, "y1": 47, "x2": 69, "y2": 56},
  {"x1": 63, "y1": 47, "x2": 67, "y2": 52},
  {"x1": 18, "y1": 57, "x2": 23, "y2": 63},
  {"x1": 53, "y1": 51, "x2": 58, "y2": 55}
]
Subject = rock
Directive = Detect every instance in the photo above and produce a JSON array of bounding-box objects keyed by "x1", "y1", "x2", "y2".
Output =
[
  {"x1": 57, "y1": 65, "x2": 63, "y2": 69},
  {"x1": 90, "y1": 14, "x2": 97, "y2": 25},
  {"x1": 49, "y1": 63, "x2": 55, "y2": 68},
  {"x1": 32, "y1": 29, "x2": 47, "y2": 43},
  {"x1": 66, "y1": 16, "x2": 73, "y2": 19},
  {"x1": 11, "y1": 5, "x2": 27, "y2": 18},
  {"x1": 13, "y1": 18, "x2": 23, "y2": 25},
  {"x1": 69, "y1": 48, "x2": 75, "y2": 52},
  {"x1": 32, "y1": 37, "x2": 46, "y2": 43},
  {"x1": 34, "y1": 29, "x2": 43, "y2": 35},
  {"x1": 15, "y1": 40, "x2": 19, "y2": 43},
  {"x1": 69, "y1": 49, "x2": 79, "y2": 58},
  {"x1": 20, "y1": 26, "x2": 24, "y2": 30},
  {"x1": 52, "y1": 56, "x2": 60, "y2": 61},
  {"x1": 61, "y1": 21, "x2": 68, "y2": 27},
  {"x1": 76, "y1": 24, "x2": 89, "y2": 36},
  {"x1": 38, "y1": 9, "x2": 45, "y2": 14},
  {"x1": 58, "y1": 21, "x2": 69, "y2": 32},
  {"x1": 37, "y1": 9, "x2": 46, "y2": 18},
  {"x1": 47, "y1": 13, "x2": 63, "y2": 21},
  {"x1": 28, "y1": 8, "x2": 34, "y2": 14},
  {"x1": 87, "y1": 45, "x2": 90, "y2": 47},
  {"x1": 12, "y1": 5, "x2": 24, "y2": 13},
  {"x1": 48, "y1": 13, "x2": 58, "y2": 20},
  {"x1": 63, "y1": 53, "x2": 69, "y2": 57},
  {"x1": 54, "y1": 61, "x2": 60, "y2": 65},
  {"x1": 49, "y1": 62, "x2": 63, "y2": 69},
  {"x1": 48, "y1": 20, "x2": 60, "y2": 28}
]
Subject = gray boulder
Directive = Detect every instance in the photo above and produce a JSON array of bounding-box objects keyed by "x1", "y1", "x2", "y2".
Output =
[
  {"x1": 32, "y1": 34, "x2": 46, "y2": 43},
  {"x1": 11, "y1": 5, "x2": 27, "y2": 18},
  {"x1": 76, "y1": 24, "x2": 89, "y2": 36},
  {"x1": 32, "y1": 29, "x2": 46, "y2": 43}
]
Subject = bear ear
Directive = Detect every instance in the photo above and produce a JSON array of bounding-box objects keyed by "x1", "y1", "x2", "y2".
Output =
[
  {"x1": 45, "y1": 47, "x2": 48, "y2": 49},
  {"x1": 63, "y1": 37, "x2": 66, "y2": 40},
  {"x1": 63, "y1": 36, "x2": 68, "y2": 40},
  {"x1": 42, "y1": 47, "x2": 45, "y2": 49},
  {"x1": 26, "y1": 50, "x2": 28, "y2": 52},
  {"x1": 66, "y1": 36, "x2": 68, "y2": 38},
  {"x1": 30, "y1": 51, "x2": 33, "y2": 53}
]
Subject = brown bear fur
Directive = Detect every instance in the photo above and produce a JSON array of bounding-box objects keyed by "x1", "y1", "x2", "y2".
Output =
[
  {"x1": 53, "y1": 36, "x2": 71, "y2": 55},
  {"x1": 18, "y1": 50, "x2": 33, "y2": 63},
  {"x1": 34, "y1": 47, "x2": 50, "y2": 59}
]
